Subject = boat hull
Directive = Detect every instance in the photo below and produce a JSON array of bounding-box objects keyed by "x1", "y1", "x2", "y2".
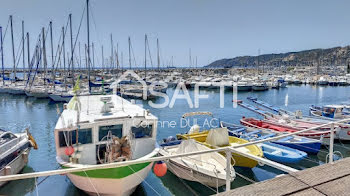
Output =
[
  {"x1": 0, "y1": 148, "x2": 30, "y2": 187},
  {"x1": 64, "y1": 162, "x2": 153, "y2": 196},
  {"x1": 272, "y1": 141, "x2": 321, "y2": 154}
]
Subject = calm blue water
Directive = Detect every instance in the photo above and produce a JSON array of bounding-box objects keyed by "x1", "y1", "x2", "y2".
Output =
[{"x1": 1, "y1": 84, "x2": 350, "y2": 196}]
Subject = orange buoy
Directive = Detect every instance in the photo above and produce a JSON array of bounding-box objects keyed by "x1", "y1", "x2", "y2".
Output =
[
  {"x1": 65, "y1": 146, "x2": 75, "y2": 156},
  {"x1": 153, "y1": 161, "x2": 167, "y2": 177}
]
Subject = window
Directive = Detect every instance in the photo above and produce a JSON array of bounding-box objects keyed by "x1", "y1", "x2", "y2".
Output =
[
  {"x1": 99, "y1": 125, "x2": 123, "y2": 141},
  {"x1": 131, "y1": 125, "x2": 153, "y2": 138},
  {"x1": 58, "y1": 128, "x2": 92, "y2": 147}
]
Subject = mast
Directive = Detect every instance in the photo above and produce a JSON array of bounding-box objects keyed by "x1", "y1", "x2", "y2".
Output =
[
  {"x1": 101, "y1": 45, "x2": 104, "y2": 72},
  {"x1": 92, "y1": 42, "x2": 95, "y2": 70},
  {"x1": 157, "y1": 38, "x2": 160, "y2": 71},
  {"x1": 10, "y1": 15, "x2": 16, "y2": 84},
  {"x1": 128, "y1": 37, "x2": 131, "y2": 70},
  {"x1": 110, "y1": 34, "x2": 113, "y2": 75},
  {"x1": 42, "y1": 27, "x2": 47, "y2": 86},
  {"x1": 62, "y1": 26, "x2": 66, "y2": 91},
  {"x1": 0, "y1": 27, "x2": 4, "y2": 85},
  {"x1": 22, "y1": 21, "x2": 25, "y2": 83},
  {"x1": 50, "y1": 21, "x2": 55, "y2": 89},
  {"x1": 79, "y1": 42, "x2": 81, "y2": 69},
  {"x1": 189, "y1": 48, "x2": 191, "y2": 68},
  {"x1": 86, "y1": 0, "x2": 91, "y2": 93},
  {"x1": 26, "y1": 32, "x2": 30, "y2": 83},
  {"x1": 116, "y1": 43, "x2": 119, "y2": 76},
  {"x1": 69, "y1": 14, "x2": 75, "y2": 86},
  {"x1": 144, "y1": 34, "x2": 147, "y2": 81}
]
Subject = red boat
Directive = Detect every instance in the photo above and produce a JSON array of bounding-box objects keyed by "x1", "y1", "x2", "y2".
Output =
[{"x1": 240, "y1": 117, "x2": 330, "y2": 139}]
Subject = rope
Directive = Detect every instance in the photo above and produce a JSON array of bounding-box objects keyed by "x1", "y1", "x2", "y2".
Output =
[
  {"x1": 127, "y1": 165, "x2": 161, "y2": 196},
  {"x1": 1, "y1": 17, "x2": 10, "y2": 41},
  {"x1": 83, "y1": 170, "x2": 100, "y2": 196}
]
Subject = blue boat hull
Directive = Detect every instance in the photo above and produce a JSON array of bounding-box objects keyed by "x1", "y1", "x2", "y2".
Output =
[
  {"x1": 272, "y1": 141, "x2": 321, "y2": 154},
  {"x1": 261, "y1": 142, "x2": 307, "y2": 164}
]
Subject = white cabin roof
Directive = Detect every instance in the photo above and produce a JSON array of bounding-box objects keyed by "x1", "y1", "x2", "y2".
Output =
[
  {"x1": 324, "y1": 105, "x2": 344, "y2": 109},
  {"x1": 55, "y1": 95, "x2": 157, "y2": 130}
]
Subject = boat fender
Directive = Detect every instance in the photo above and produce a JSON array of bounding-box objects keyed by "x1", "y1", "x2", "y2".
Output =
[
  {"x1": 65, "y1": 146, "x2": 75, "y2": 156},
  {"x1": 154, "y1": 161, "x2": 167, "y2": 177}
]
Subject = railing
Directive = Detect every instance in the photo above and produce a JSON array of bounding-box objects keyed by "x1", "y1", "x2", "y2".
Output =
[{"x1": 0, "y1": 118, "x2": 348, "y2": 193}]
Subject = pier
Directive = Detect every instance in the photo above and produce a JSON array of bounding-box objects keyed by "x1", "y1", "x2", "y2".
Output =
[{"x1": 219, "y1": 157, "x2": 350, "y2": 196}]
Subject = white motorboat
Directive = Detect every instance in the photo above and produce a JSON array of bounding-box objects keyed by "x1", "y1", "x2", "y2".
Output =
[
  {"x1": 159, "y1": 139, "x2": 235, "y2": 187},
  {"x1": 0, "y1": 129, "x2": 37, "y2": 187}
]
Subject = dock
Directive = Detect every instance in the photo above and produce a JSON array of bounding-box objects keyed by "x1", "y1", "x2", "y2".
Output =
[{"x1": 219, "y1": 157, "x2": 350, "y2": 196}]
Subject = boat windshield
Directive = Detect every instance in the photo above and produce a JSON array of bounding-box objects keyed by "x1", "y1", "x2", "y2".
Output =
[
  {"x1": 0, "y1": 132, "x2": 17, "y2": 145},
  {"x1": 131, "y1": 125, "x2": 153, "y2": 138}
]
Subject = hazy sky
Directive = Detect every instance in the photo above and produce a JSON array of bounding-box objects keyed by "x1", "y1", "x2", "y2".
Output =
[{"x1": 1, "y1": 0, "x2": 350, "y2": 68}]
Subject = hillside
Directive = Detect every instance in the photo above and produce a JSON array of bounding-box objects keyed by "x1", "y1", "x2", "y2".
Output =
[{"x1": 206, "y1": 46, "x2": 350, "y2": 68}]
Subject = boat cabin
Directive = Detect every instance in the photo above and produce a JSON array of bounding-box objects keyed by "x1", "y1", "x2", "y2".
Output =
[
  {"x1": 322, "y1": 105, "x2": 345, "y2": 118},
  {"x1": 54, "y1": 95, "x2": 158, "y2": 165}
]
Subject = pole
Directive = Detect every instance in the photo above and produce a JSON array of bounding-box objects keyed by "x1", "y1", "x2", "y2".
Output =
[
  {"x1": 22, "y1": 21, "x2": 25, "y2": 83},
  {"x1": 92, "y1": 42, "x2": 95, "y2": 70},
  {"x1": 42, "y1": 27, "x2": 47, "y2": 86},
  {"x1": 69, "y1": 14, "x2": 75, "y2": 86},
  {"x1": 144, "y1": 34, "x2": 147, "y2": 81},
  {"x1": 62, "y1": 26, "x2": 66, "y2": 91},
  {"x1": 128, "y1": 37, "x2": 131, "y2": 70},
  {"x1": 225, "y1": 149, "x2": 232, "y2": 192},
  {"x1": 157, "y1": 38, "x2": 160, "y2": 71},
  {"x1": 101, "y1": 45, "x2": 104, "y2": 72},
  {"x1": 110, "y1": 34, "x2": 113, "y2": 74},
  {"x1": 10, "y1": 16, "x2": 16, "y2": 84},
  {"x1": 86, "y1": 0, "x2": 91, "y2": 93},
  {"x1": 26, "y1": 32, "x2": 30, "y2": 84},
  {"x1": 0, "y1": 27, "x2": 4, "y2": 85},
  {"x1": 50, "y1": 21, "x2": 55, "y2": 89},
  {"x1": 329, "y1": 123, "x2": 334, "y2": 164}
]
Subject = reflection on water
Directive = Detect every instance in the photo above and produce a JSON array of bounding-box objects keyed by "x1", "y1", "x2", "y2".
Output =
[{"x1": 1, "y1": 85, "x2": 350, "y2": 195}]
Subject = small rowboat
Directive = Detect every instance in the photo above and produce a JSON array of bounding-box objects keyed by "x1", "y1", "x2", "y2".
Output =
[
  {"x1": 222, "y1": 121, "x2": 321, "y2": 154},
  {"x1": 240, "y1": 117, "x2": 330, "y2": 140},
  {"x1": 159, "y1": 139, "x2": 235, "y2": 187},
  {"x1": 221, "y1": 122, "x2": 307, "y2": 163},
  {"x1": 177, "y1": 128, "x2": 263, "y2": 168}
]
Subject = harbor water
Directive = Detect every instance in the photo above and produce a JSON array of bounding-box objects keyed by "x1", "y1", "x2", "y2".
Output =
[{"x1": 1, "y1": 84, "x2": 350, "y2": 196}]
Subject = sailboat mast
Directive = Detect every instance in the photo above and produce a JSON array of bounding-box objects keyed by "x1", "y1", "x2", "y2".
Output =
[
  {"x1": 22, "y1": 21, "x2": 25, "y2": 83},
  {"x1": 0, "y1": 27, "x2": 4, "y2": 85},
  {"x1": 157, "y1": 38, "x2": 160, "y2": 71},
  {"x1": 50, "y1": 21, "x2": 55, "y2": 89},
  {"x1": 10, "y1": 15, "x2": 16, "y2": 84},
  {"x1": 144, "y1": 34, "x2": 147, "y2": 81},
  {"x1": 189, "y1": 48, "x2": 191, "y2": 68},
  {"x1": 62, "y1": 26, "x2": 67, "y2": 91},
  {"x1": 42, "y1": 27, "x2": 47, "y2": 86},
  {"x1": 101, "y1": 45, "x2": 104, "y2": 72},
  {"x1": 69, "y1": 14, "x2": 75, "y2": 86},
  {"x1": 110, "y1": 34, "x2": 113, "y2": 75},
  {"x1": 26, "y1": 32, "x2": 30, "y2": 83},
  {"x1": 86, "y1": 0, "x2": 91, "y2": 92},
  {"x1": 128, "y1": 37, "x2": 131, "y2": 70}
]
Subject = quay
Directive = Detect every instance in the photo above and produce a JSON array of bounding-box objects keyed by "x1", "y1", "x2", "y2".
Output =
[{"x1": 219, "y1": 157, "x2": 350, "y2": 196}]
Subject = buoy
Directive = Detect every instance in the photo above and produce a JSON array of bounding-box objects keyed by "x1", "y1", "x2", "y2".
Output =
[
  {"x1": 65, "y1": 146, "x2": 75, "y2": 156},
  {"x1": 153, "y1": 161, "x2": 167, "y2": 177}
]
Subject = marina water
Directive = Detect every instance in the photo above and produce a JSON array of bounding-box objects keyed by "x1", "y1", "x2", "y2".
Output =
[{"x1": 1, "y1": 84, "x2": 350, "y2": 196}]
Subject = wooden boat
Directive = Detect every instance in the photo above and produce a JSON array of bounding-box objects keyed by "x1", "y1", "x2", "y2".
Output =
[
  {"x1": 159, "y1": 139, "x2": 235, "y2": 187},
  {"x1": 220, "y1": 122, "x2": 309, "y2": 163},
  {"x1": 176, "y1": 128, "x2": 263, "y2": 168},
  {"x1": 310, "y1": 105, "x2": 350, "y2": 119},
  {"x1": 54, "y1": 94, "x2": 159, "y2": 195},
  {"x1": 222, "y1": 121, "x2": 321, "y2": 154},
  {"x1": 240, "y1": 117, "x2": 330, "y2": 140}
]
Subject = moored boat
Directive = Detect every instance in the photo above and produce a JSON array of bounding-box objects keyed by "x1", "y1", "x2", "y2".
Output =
[
  {"x1": 177, "y1": 128, "x2": 263, "y2": 168},
  {"x1": 54, "y1": 94, "x2": 159, "y2": 196},
  {"x1": 159, "y1": 139, "x2": 235, "y2": 187}
]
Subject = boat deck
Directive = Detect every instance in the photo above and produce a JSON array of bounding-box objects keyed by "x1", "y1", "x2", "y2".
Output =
[{"x1": 218, "y1": 157, "x2": 350, "y2": 196}]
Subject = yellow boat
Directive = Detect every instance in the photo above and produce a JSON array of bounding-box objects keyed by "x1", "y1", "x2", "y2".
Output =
[{"x1": 177, "y1": 128, "x2": 263, "y2": 168}]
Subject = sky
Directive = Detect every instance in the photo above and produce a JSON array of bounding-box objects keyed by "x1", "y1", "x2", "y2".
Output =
[{"x1": 1, "y1": 0, "x2": 350, "y2": 68}]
